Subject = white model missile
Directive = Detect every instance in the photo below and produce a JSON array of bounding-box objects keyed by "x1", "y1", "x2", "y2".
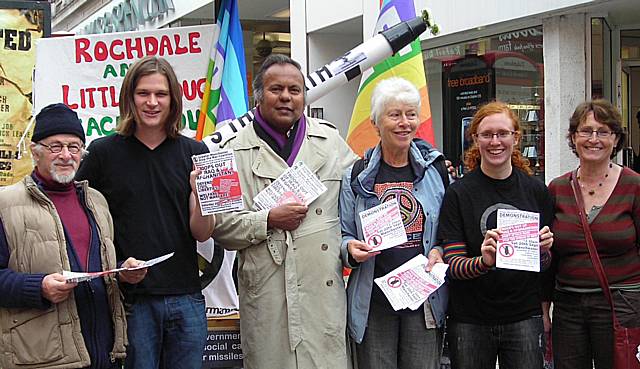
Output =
[{"x1": 203, "y1": 11, "x2": 437, "y2": 150}]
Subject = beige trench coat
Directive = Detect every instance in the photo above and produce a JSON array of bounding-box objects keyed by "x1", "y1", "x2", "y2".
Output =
[{"x1": 213, "y1": 116, "x2": 358, "y2": 369}]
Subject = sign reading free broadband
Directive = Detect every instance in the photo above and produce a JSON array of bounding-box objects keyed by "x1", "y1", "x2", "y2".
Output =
[{"x1": 33, "y1": 25, "x2": 213, "y2": 144}]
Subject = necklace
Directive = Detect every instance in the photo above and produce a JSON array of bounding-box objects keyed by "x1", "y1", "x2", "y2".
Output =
[{"x1": 577, "y1": 162, "x2": 613, "y2": 196}]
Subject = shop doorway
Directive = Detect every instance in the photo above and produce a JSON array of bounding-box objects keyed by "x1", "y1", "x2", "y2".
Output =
[
  {"x1": 624, "y1": 63, "x2": 640, "y2": 172},
  {"x1": 619, "y1": 27, "x2": 640, "y2": 171}
]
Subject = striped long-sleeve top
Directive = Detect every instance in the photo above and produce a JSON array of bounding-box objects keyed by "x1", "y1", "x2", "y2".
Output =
[{"x1": 549, "y1": 167, "x2": 640, "y2": 291}]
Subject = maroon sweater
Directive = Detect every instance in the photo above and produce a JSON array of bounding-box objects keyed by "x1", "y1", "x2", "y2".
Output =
[
  {"x1": 549, "y1": 167, "x2": 640, "y2": 290},
  {"x1": 33, "y1": 171, "x2": 91, "y2": 271}
]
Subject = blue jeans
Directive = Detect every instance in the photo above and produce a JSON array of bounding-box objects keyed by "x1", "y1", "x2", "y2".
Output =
[
  {"x1": 448, "y1": 317, "x2": 544, "y2": 369},
  {"x1": 355, "y1": 302, "x2": 442, "y2": 369},
  {"x1": 552, "y1": 289, "x2": 640, "y2": 369},
  {"x1": 124, "y1": 293, "x2": 207, "y2": 369}
]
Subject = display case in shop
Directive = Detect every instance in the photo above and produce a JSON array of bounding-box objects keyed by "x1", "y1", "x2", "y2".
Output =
[{"x1": 511, "y1": 104, "x2": 544, "y2": 179}]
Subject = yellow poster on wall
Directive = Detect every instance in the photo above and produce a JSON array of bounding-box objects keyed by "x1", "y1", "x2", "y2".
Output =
[{"x1": 0, "y1": 4, "x2": 48, "y2": 186}]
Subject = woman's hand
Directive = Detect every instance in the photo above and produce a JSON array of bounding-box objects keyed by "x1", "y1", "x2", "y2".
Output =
[
  {"x1": 539, "y1": 226, "x2": 554, "y2": 253},
  {"x1": 481, "y1": 228, "x2": 501, "y2": 268},
  {"x1": 348, "y1": 239, "x2": 379, "y2": 263},
  {"x1": 426, "y1": 248, "x2": 444, "y2": 272}
]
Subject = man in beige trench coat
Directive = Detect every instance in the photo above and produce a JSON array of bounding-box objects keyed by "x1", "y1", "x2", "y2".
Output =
[{"x1": 212, "y1": 54, "x2": 358, "y2": 369}]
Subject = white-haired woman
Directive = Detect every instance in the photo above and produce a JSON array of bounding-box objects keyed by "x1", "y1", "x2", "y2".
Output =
[{"x1": 339, "y1": 77, "x2": 448, "y2": 369}]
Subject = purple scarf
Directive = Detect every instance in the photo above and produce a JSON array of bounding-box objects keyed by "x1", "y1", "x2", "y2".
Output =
[{"x1": 254, "y1": 108, "x2": 306, "y2": 166}]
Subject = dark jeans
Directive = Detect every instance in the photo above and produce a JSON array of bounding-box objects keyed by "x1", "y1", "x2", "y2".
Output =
[
  {"x1": 356, "y1": 302, "x2": 441, "y2": 369},
  {"x1": 552, "y1": 289, "x2": 640, "y2": 369},
  {"x1": 124, "y1": 293, "x2": 207, "y2": 369},
  {"x1": 448, "y1": 316, "x2": 544, "y2": 369}
]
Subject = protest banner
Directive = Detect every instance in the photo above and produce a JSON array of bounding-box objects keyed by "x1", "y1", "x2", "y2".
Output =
[
  {"x1": 33, "y1": 24, "x2": 213, "y2": 144},
  {"x1": 33, "y1": 25, "x2": 240, "y2": 318},
  {"x1": 0, "y1": 1, "x2": 49, "y2": 185}
]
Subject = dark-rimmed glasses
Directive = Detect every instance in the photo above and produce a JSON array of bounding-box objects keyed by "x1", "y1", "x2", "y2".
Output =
[{"x1": 39, "y1": 142, "x2": 83, "y2": 154}]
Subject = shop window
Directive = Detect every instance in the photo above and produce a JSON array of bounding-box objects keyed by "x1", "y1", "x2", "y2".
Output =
[
  {"x1": 591, "y1": 18, "x2": 611, "y2": 100},
  {"x1": 423, "y1": 26, "x2": 545, "y2": 179}
]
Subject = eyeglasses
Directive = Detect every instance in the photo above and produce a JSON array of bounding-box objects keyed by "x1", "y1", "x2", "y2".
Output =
[
  {"x1": 473, "y1": 131, "x2": 516, "y2": 141},
  {"x1": 576, "y1": 129, "x2": 615, "y2": 138},
  {"x1": 39, "y1": 142, "x2": 83, "y2": 154}
]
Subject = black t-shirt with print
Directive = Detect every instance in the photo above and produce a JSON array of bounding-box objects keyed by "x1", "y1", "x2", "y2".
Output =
[
  {"x1": 370, "y1": 160, "x2": 425, "y2": 313},
  {"x1": 437, "y1": 168, "x2": 553, "y2": 324}
]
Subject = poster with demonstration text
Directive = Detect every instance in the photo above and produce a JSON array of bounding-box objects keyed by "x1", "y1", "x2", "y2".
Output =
[
  {"x1": 253, "y1": 161, "x2": 327, "y2": 211},
  {"x1": 33, "y1": 25, "x2": 213, "y2": 145},
  {"x1": 359, "y1": 199, "x2": 407, "y2": 253},
  {"x1": 192, "y1": 151, "x2": 243, "y2": 215},
  {"x1": 0, "y1": 3, "x2": 49, "y2": 185},
  {"x1": 374, "y1": 254, "x2": 448, "y2": 311},
  {"x1": 496, "y1": 209, "x2": 540, "y2": 272}
]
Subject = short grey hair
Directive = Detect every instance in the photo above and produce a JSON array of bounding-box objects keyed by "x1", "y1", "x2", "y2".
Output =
[
  {"x1": 252, "y1": 54, "x2": 306, "y2": 105},
  {"x1": 370, "y1": 77, "x2": 421, "y2": 124}
]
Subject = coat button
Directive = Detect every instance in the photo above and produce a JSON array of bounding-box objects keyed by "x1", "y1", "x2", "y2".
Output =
[
  {"x1": 321, "y1": 244, "x2": 328, "y2": 251},
  {"x1": 316, "y1": 208, "x2": 323, "y2": 215},
  {"x1": 326, "y1": 280, "x2": 333, "y2": 287}
]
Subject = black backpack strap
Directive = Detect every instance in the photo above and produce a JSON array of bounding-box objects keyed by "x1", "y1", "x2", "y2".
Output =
[
  {"x1": 413, "y1": 138, "x2": 449, "y2": 189},
  {"x1": 350, "y1": 157, "x2": 367, "y2": 195},
  {"x1": 432, "y1": 156, "x2": 450, "y2": 189},
  {"x1": 351, "y1": 143, "x2": 449, "y2": 193}
]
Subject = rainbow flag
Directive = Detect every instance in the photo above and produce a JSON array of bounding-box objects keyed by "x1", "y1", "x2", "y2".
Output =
[
  {"x1": 196, "y1": 0, "x2": 248, "y2": 140},
  {"x1": 346, "y1": 0, "x2": 434, "y2": 157}
]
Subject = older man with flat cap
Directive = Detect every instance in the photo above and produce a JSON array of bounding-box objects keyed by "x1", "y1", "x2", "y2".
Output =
[{"x1": 0, "y1": 103, "x2": 146, "y2": 369}]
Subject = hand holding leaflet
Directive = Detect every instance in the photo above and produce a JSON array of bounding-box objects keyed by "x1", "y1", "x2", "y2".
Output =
[
  {"x1": 374, "y1": 254, "x2": 448, "y2": 311},
  {"x1": 359, "y1": 200, "x2": 407, "y2": 253},
  {"x1": 253, "y1": 162, "x2": 327, "y2": 211},
  {"x1": 63, "y1": 252, "x2": 174, "y2": 283},
  {"x1": 496, "y1": 209, "x2": 540, "y2": 272},
  {"x1": 192, "y1": 151, "x2": 243, "y2": 215}
]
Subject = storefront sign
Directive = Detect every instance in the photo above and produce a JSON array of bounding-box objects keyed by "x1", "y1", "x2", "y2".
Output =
[
  {"x1": 82, "y1": 0, "x2": 174, "y2": 34},
  {"x1": 442, "y1": 56, "x2": 493, "y2": 168},
  {"x1": 33, "y1": 24, "x2": 213, "y2": 144}
]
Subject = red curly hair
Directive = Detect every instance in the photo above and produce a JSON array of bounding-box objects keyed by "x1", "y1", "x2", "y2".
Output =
[{"x1": 464, "y1": 101, "x2": 532, "y2": 175}]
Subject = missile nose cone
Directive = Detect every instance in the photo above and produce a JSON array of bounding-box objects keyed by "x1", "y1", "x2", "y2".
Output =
[{"x1": 380, "y1": 16, "x2": 428, "y2": 54}]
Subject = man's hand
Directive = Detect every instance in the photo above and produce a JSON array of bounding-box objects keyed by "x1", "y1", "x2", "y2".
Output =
[
  {"x1": 481, "y1": 228, "x2": 501, "y2": 268},
  {"x1": 118, "y1": 257, "x2": 148, "y2": 284},
  {"x1": 426, "y1": 248, "x2": 444, "y2": 272},
  {"x1": 189, "y1": 165, "x2": 201, "y2": 195},
  {"x1": 189, "y1": 164, "x2": 215, "y2": 241},
  {"x1": 267, "y1": 202, "x2": 308, "y2": 231},
  {"x1": 539, "y1": 226, "x2": 554, "y2": 253},
  {"x1": 42, "y1": 273, "x2": 76, "y2": 304},
  {"x1": 348, "y1": 239, "x2": 379, "y2": 263}
]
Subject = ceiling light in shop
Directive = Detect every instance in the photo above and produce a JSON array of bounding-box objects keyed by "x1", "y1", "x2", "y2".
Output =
[{"x1": 270, "y1": 8, "x2": 290, "y2": 19}]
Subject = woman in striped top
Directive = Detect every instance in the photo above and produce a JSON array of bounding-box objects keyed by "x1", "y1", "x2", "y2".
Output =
[{"x1": 548, "y1": 99, "x2": 640, "y2": 369}]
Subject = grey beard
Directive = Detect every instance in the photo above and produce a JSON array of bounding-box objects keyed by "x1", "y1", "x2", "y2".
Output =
[{"x1": 50, "y1": 167, "x2": 76, "y2": 184}]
